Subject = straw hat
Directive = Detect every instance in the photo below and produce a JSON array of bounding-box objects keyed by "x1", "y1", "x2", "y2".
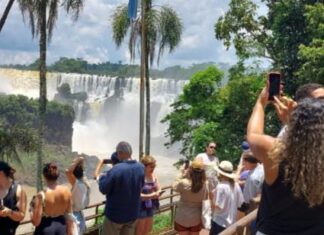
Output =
[
  {"x1": 190, "y1": 160, "x2": 204, "y2": 170},
  {"x1": 215, "y1": 161, "x2": 237, "y2": 179}
]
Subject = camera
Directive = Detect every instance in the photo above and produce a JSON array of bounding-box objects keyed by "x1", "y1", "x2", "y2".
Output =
[{"x1": 268, "y1": 72, "x2": 281, "y2": 101}]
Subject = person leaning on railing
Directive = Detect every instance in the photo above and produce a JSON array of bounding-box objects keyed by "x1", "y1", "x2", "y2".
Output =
[{"x1": 246, "y1": 82, "x2": 324, "y2": 235}]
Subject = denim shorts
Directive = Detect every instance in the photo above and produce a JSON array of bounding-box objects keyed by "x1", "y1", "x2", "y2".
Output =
[{"x1": 73, "y1": 211, "x2": 86, "y2": 234}]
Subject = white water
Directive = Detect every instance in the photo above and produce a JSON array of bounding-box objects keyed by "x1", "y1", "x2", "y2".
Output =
[{"x1": 0, "y1": 69, "x2": 185, "y2": 185}]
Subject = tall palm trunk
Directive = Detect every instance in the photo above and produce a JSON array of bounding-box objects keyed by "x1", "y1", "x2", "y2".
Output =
[
  {"x1": 144, "y1": 42, "x2": 150, "y2": 155},
  {"x1": 37, "y1": 1, "x2": 47, "y2": 191},
  {"x1": 139, "y1": 0, "x2": 146, "y2": 160},
  {"x1": 144, "y1": 0, "x2": 151, "y2": 156},
  {"x1": 0, "y1": 0, "x2": 15, "y2": 32}
]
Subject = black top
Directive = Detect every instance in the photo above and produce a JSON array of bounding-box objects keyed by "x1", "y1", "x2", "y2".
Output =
[
  {"x1": 0, "y1": 182, "x2": 20, "y2": 235},
  {"x1": 257, "y1": 163, "x2": 324, "y2": 235}
]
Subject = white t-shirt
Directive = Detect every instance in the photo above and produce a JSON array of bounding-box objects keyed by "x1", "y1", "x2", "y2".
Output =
[
  {"x1": 195, "y1": 153, "x2": 219, "y2": 177},
  {"x1": 243, "y1": 164, "x2": 264, "y2": 203},
  {"x1": 212, "y1": 181, "x2": 244, "y2": 228},
  {"x1": 196, "y1": 153, "x2": 219, "y2": 189}
]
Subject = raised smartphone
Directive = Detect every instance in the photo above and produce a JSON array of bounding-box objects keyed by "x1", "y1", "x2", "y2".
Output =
[{"x1": 268, "y1": 72, "x2": 281, "y2": 101}]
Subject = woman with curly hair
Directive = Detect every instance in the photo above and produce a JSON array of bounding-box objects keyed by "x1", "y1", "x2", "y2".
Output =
[
  {"x1": 247, "y1": 84, "x2": 324, "y2": 235},
  {"x1": 173, "y1": 160, "x2": 207, "y2": 235}
]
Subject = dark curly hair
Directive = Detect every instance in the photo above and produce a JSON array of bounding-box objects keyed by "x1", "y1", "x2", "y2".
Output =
[
  {"x1": 295, "y1": 83, "x2": 323, "y2": 102},
  {"x1": 43, "y1": 162, "x2": 59, "y2": 181},
  {"x1": 73, "y1": 163, "x2": 84, "y2": 179},
  {"x1": 0, "y1": 161, "x2": 15, "y2": 180},
  {"x1": 271, "y1": 98, "x2": 324, "y2": 207}
]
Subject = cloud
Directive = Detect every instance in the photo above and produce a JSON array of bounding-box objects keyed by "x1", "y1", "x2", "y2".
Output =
[{"x1": 0, "y1": 0, "x2": 239, "y2": 68}]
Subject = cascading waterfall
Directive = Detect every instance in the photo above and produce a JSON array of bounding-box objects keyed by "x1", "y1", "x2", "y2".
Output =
[
  {"x1": 0, "y1": 69, "x2": 186, "y2": 161},
  {"x1": 56, "y1": 73, "x2": 186, "y2": 158}
]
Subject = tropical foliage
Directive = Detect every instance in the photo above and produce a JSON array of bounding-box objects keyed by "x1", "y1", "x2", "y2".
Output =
[
  {"x1": 297, "y1": 3, "x2": 324, "y2": 86},
  {"x1": 163, "y1": 66, "x2": 281, "y2": 164},
  {"x1": 0, "y1": 94, "x2": 74, "y2": 148},
  {"x1": 215, "y1": 0, "x2": 321, "y2": 95}
]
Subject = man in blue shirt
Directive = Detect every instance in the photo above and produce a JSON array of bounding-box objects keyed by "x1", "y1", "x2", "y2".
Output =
[{"x1": 99, "y1": 141, "x2": 144, "y2": 235}]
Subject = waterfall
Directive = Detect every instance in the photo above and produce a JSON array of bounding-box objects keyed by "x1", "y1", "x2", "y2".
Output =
[{"x1": 0, "y1": 69, "x2": 186, "y2": 159}]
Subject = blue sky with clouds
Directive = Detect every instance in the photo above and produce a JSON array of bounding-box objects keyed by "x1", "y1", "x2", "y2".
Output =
[{"x1": 0, "y1": 0, "x2": 253, "y2": 68}]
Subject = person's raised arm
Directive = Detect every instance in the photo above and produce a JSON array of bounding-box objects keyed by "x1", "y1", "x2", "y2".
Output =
[
  {"x1": 66, "y1": 156, "x2": 84, "y2": 186},
  {"x1": 247, "y1": 87, "x2": 278, "y2": 185},
  {"x1": 94, "y1": 159, "x2": 105, "y2": 180}
]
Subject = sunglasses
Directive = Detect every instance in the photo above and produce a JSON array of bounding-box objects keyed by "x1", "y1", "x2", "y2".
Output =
[{"x1": 145, "y1": 164, "x2": 156, "y2": 168}]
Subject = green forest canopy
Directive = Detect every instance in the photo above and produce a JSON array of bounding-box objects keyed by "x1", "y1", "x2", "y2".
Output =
[{"x1": 0, "y1": 57, "x2": 231, "y2": 80}]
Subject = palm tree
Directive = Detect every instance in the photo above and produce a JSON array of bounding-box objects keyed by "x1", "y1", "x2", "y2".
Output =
[
  {"x1": 0, "y1": 0, "x2": 15, "y2": 32},
  {"x1": 15, "y1": 0, "x2": 84, "y2": 190},
  {"x1": 112, "y1": 1, "x2": 182, "y2": 156}
]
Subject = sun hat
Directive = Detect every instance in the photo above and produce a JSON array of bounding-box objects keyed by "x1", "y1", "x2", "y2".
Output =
[
  {"x1": 215, "y1": 161, "x2": 237, "y2": 179},
  {"x1": 190, "y1": 160, "x2": 204, "y2": 170}
]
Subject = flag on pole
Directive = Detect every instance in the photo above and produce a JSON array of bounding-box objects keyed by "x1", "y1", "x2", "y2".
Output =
[{"x1": 128, "y1": 0, "x2": 138, "y2": 20}]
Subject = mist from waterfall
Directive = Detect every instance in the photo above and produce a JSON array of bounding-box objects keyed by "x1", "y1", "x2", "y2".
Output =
[{"x1": 0, "y1": 69, "x2": 186, "y2": 164}]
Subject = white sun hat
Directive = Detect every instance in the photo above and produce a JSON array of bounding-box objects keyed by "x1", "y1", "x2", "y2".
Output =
[{"x1": 215, "y1": 160, "x2": 237, "y2": 179}]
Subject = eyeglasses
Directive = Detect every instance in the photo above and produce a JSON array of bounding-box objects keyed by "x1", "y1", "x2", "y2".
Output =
[{"x1": 209, "y1": 146, "x2": 216, "y2": 149}]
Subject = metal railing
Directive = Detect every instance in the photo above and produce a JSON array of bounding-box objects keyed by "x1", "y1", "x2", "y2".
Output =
[{"x1": 18, "y1": 185, "x2": 180, "y2": 235}]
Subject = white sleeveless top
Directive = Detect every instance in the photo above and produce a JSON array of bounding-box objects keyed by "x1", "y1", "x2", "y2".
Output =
[{"x1": 71, "y1": 179, "x2": 90, "y2": 212}]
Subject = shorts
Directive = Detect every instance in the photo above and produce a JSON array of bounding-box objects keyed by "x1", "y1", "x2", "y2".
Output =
[
  {"x1": 174, "y1": 221, "x2": 202, "y2": 232},
  {"x1": 138, "y1": 208, "x2": 154, "y2": 218}
]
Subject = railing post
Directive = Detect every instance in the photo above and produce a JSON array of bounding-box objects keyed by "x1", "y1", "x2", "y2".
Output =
[
  {"x1": 170, "y1": 187, "x2": 174, "y2": 225},
  {"x1": 95, "y1": 204, "x2": 99, "y2": 225}
]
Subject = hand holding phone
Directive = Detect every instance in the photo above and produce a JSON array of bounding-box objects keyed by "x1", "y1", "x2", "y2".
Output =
[{"x1": 268, "y1": 72, "x2": 281, "y2": 101}]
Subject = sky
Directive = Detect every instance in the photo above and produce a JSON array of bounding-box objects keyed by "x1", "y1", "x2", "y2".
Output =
[{"x1": 0, "y1": 0, "x2": 266, "y2": 69}]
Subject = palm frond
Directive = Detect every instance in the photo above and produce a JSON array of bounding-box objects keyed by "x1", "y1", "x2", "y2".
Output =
[
  {"x1": 129, "y1": 18, "x2": 141, "y2": 61},
  {"x1": 146, "y1": 9, "x2": 159, "y2": 65},
  {"x1": 157, "y1": 6, "x2": 183, "y2": 64},
  {"x1": 17, "y1": 0, "x2": 35, "y2": 37},
  {"x1": 63, "y1": 0, "x2": 84, "y2": 21},
  {"x1": 112, "y1": 4, "x2": 130, "y2": 47},
  {"x1": 33, "y1": 0, "x2": 45, "y2": 37},
  {"x1": 47, "y1": 0, "x2": 59, "y2": 42}
]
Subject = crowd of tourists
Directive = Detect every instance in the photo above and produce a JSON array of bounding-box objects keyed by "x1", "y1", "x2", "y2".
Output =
[{"x1": 0, "y1": 82, "x2": 323, "y2": 235}]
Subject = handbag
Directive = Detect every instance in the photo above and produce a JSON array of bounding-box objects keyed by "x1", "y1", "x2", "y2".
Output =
[{"x1": 201, "y1": 182, "x2": 212, "y2": 230}]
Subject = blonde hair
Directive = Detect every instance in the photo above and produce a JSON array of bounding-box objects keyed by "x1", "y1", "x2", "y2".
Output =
[
  {"x1": 141, "y1": 155, "x2": 156, "y2": 166},
  {"x1": 270, "y1": 99, "x2": 324, "y2": 207}
]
